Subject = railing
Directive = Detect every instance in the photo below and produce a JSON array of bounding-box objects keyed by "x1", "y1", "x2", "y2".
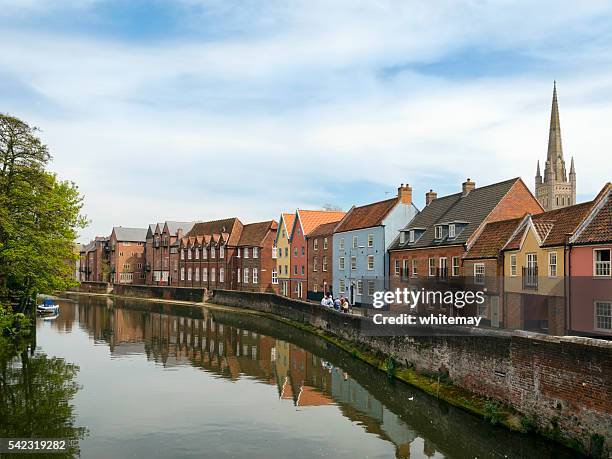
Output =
[{"x1": 522, "y1": 266, "x2": 538, "y2": 290}]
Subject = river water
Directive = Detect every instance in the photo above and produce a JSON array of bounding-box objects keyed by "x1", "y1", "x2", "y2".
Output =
[{"x1": 1, "y1": 295, "x2": 582, "y2": 458}]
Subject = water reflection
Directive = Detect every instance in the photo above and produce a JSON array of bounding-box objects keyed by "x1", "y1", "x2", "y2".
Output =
[{"x1": 48, "y1": 294, "x2": 580, "y2": 459}]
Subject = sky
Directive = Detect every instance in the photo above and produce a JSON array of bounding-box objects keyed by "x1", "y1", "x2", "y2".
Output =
[{"x1": 2, "y1": 0, "x2": 612, "y2": 242}]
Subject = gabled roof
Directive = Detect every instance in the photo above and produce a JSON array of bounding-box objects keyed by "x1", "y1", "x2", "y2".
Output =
[
  {"x1": 295, "y1": 209, "x2": 346, "y2": 237},
  {"x1": 112, "y1": 227, "x2": 148, "y2": 242},
  {"x1": 334, "y1": 198, "x2": 398, "y2": 234},
  {"x1": 187, "y1": 218, "x2": 243, "y2": 246},
  {"x1": 464, "y1": 217, "x2": 523, "y2": 260},
  {"x1": 570, "y1": 183, "x2": 612, "y2": 245},
  {"x1": 278, "y1": 213, "x2": 295, "y2": 239},
  {"x1": 307, "y1": 221, "x2": 338, "y2": 238},
  {"x1": 238, "y1": 220, "x2": 277, "y2": 247},
  {"x1": 390, "y1": 178, "x2": 520, "y2": 250},
  {"x1": 503, "y1": 201, "x2": 596, "y2": 251}
]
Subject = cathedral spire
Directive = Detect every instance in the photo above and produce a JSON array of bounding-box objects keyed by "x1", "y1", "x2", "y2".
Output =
[{"x1": 547, "y1": 81, "x2": 564, "y2": 171}]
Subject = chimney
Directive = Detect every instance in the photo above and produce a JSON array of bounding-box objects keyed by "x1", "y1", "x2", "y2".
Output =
[
  {"x1": 425, "y1": 189, "x2": 437, "y2": 206},
  {"x1": 397, "y1": 183, "x2": 412, "y2": 204},
  {"x1": 462, "y1": 178, "x2": 476, "y2": 197}
]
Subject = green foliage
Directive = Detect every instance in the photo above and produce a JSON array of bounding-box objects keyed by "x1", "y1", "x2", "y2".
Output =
[
  {"x1": 385, "y1": 354, "x2": 397, "y2": 379},
  {"x1": 520, "y1": 415, "x2": 536, "y2": 433},
  {"x1": 0, "y1": 113, "x2": 86, "y2": 312},
  {"x1": 484, "y1": 400, "x2": 502, "y2": 425},
  {"x1": 0, "y1": 305, "x2": 31, "y2": 338}
]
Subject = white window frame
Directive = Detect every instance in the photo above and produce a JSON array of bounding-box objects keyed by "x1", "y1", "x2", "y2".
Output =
[
  {"x1": 219, "y1": 246, "x2": 225, "y2": 259},
  {"x1": 314, "y1": 239, "x2": 319, "y2": 251},
  {"x1": 367, "y1": 234, "x2": 374, "y2": 247},
  {"x1": 400, "y1": 232, "x2": 406, "y2": 244},
  {"x1": 188, "y1": 249, "x2": 192, "y2": 260},
  {"x1": 253, "y1": 247, "x2": 258, "y2": 259},
  {"x1": 313, "y1": 257, "x2": 318, "y2": 272},
  {"x1": 448, "y1": 224, "x2": 456, "y2": 239},
  {"x1": 510, "y1": 254, "x2": 517, "y2": 277},
  {"x1": 211, "y1": 246, "x2": 216, "y2": 258},
  {"x1": 195, "y1": 267, "x2": 200, "y2": 282},
  {"x1": 367, "y1": 280, "x2": 375, "y2": 296},
  {"x1": 548, "y1": 251, "x2": 558, "y2": 277},
  {"x1": 367, "y1": 255, "x2": 374, "y2": 271},
  {"x1": 352, "y1": 235, "x2": 358, "y2": 249},
  {"x1": 203, "y1": 268, "x2": 208, "y2": 281},
  {"x1": 252, "y1": 268, "x2": 258, "y2": 284},
  {"x1": 356, "y1": 280, "x2": 363, "y2": 295},
  {"x1": 412, "y1": 259, "x2": 418, "y2": 277},
  {"x1": 428, "y1": 258, "x2": 435, "y2": 277},
  {"x1": 272, "y1": 268, "x2": 278, "y2": 284},
  {"x1": 180, "y1": 267, "x2": 185, "y2": 281},
  {"x1": 594, "y1": 301, "x2": 611, "y2": 331},
  {"x1": 435, "y1": 226, "x2": 442, "y2": 240},
  {"x1": 243, "y1": 268, "x2": 249, "y2": 283},
  {"x1": 244, "y1": 247, "x2": 249, "y2": 259},
  {"x1": 194, "y1": 248, "x2": 200, "y2": 260},
  {"x1": 339, "y1": 238, "x2": 345, "y2": 251},
  {"x1": 219, "y1": 267, "x2": 225, "y2": 283},
  {"x1": 339, "y1": 279, "x2": 345, "y2": 293},
  {"x1": 409, "y1": 230, "x2": 415, "y2": 243},
  {"x1": 394, "y1": 259, "x2": 400, "y2": 276},
  {"x1": 594, "y1": 249, "x2": 611, "y2": 277},
  {"x1": 474, "y1": 263, "x2": 485, "y2": 284},
  {"x1": 211, "y1": 267, "x2": 216, "y2": 281},
  {"x1": 351, "y1": 256, "x2": 357, "y2": 270},
  {"x1": 237, "y1": 268, "x2": 240, "y2": 283},
  {"x1": 339, "y1": 257, "x2": 345, "y2": 270},
  {"x1": 272, "y1": 247, "x2": 277, "y2": 259},
  {"x1": 322, "y1": 256, "x2": 328, "y2": 272},
  {"x1": 452, "y1": 256, "x2": 459, "y2": 276},
  {"x1": 323, "y1": 238, "x2": 328, "y2": 249}
]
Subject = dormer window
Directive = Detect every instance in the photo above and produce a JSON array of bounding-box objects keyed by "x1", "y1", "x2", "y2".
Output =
[
  {"x1": 400, "y1": 232, "x2": 406, "y2": 244},
  {"x1": 448, "y1": 224, "x2": 456, "y2": 238},
  {"x1": 409, "y1": 230, "x2": 415, "y2": 243},
  {"x1": 435, "y1": 226, "x2": 443, "y2": 240}
]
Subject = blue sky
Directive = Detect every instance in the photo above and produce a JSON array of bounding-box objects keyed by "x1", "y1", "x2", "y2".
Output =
[{"x1": 2, "y1": 0, "x2": 612, "y2": 242}]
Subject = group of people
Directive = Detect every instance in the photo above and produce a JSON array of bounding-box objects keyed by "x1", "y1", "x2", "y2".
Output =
[{"x1": 320, "y1": 293, "x2": 351, "y2": 313}]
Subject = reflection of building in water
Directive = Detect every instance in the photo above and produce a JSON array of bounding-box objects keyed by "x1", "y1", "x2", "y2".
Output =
[{"x1": 70, "y1": 300, "x2": 437, "y2": 458}]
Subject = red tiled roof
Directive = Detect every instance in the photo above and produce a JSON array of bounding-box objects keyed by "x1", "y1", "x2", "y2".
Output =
[
  {"x1": 535, "y1": 202, "x2": 594, "y2": 246},
  {"x1": 573, "y1": 185, "x2": 612, "y2": 244},
  {"x1": 307, "y1": 221, "x2": 338, "y2": 238},
  {"x1": 187, "y1": 218, "x2": 243, "y2": 246},
  {"x1": 296, "y1": 210, "x2": 346, "y2": 236},
  {"x1": 464, "y1": 217, "x2": 523, "y2": 259},
  {"x1": 335, "y1": 198, "x2": 398, "y2": 233},
  {"x1": 238, "y1": 220, "x2": 277, "y2": 246},
  {"x1": 281, "y1": 213, "x2": 295, "y2": 235}
]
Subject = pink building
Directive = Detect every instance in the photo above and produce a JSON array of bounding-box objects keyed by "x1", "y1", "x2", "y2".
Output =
[{"x1": 568, "y1": 183, "x2": 612, "y2": 337}]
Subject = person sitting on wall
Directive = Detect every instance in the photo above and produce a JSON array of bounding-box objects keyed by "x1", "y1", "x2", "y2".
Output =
[
  {"x1": 334, "y1": 297, "x2": 341, "y2": 310},
  {"x1": 341, "y1": 297, "x2": 350, "y2": 314}
]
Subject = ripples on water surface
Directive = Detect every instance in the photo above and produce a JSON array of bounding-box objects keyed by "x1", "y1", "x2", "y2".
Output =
[{"x1": 0, "y1": 295, "x2": 583, "y2": 458}]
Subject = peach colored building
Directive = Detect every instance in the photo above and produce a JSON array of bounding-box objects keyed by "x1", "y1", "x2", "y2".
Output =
[{"x1": 109, "y1": 227, "x2": 148, "y2": 284}]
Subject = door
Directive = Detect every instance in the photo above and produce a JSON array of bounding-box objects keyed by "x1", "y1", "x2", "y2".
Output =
[
  {"x1": 297, "y1": 282, "x2": 303, "y2": 299},
  {"x1": 349, "y1": 283, "x2": 355, "y2": 305},
  {"x1": 491, "y1": 296, "x2": 500, "y2": 328}
]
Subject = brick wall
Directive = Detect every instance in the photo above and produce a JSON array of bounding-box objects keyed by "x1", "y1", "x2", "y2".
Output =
[{"x1": 307, "y1": 232, "x2": 333, "y2": 298}]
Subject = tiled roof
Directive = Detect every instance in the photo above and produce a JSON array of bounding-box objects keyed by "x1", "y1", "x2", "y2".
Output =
[
  {"x1": 281, "y1": 213, "x2": 295, "y2": 234},
  {"x1": 334, "y1": 198, "x2": 398, "y2": 233},
  {"x1": 113, "y1": 227, "x2": 148, "y2": 242},
  {"x1": 464, "y1": 217, "x2": 523, "y2": 259},
  {"x1": 296, "y1": 209, "x2": 346, "y2": 236},
  {"x1": 187, "y1": 218, "x2": 243, "y2": 246},
  {"x1": 238, "y1": 220, "x2": 277, "y2": 247},
  {"x1": 307, "y1": 221, "x2": 338, "y2": 238},
  {"x1": 572, "y1": 185, "x2": 612, "y2": 244},
  {"x1": 390, "y1": 178, "x2": 519, "y2": 250}
]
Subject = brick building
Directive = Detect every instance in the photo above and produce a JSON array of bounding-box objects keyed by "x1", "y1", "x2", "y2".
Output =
[
  {"x1": 145, "y1": 221, "x2": 196, "y2": 285},
  {"x1": 388, "y1": 177, "x2": 543, "y2": 312},
  {"x1": 235, "y1": 220, "x2": 279, "y2": 293},
  {"x1": 79, "y1": 236, "x2": 110, "y2": 282},
  {"x1": 289, "y1": 209, "x2": 345, "y2": 300},
  {"x1": 109, "y1": 227, "x2": 148, "y2": 284},
  {"x1": 306, "y1": 221, "x2": 337, "y2": 300},
  {"x1": 177, "y1": 218, "x2": 243, "y2": 290}
]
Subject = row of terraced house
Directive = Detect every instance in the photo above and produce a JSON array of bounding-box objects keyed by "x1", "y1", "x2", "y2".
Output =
[{"x1": 79, "y1": 85, "x2": 611, "y2": 337}]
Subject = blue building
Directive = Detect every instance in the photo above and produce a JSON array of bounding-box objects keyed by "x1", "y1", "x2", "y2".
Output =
[{"x1": 333, "y1": 184, "x2": 418, "y2": 306}]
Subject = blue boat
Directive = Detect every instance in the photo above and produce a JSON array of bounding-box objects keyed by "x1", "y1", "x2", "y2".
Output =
[{"x1": 37, "y1": 298, "x2": 60, "y2": 314}]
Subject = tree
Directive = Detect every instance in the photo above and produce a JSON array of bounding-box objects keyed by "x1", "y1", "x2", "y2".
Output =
[{"x1": 0, "y1": 114, "x2": 86, "y2": 311}]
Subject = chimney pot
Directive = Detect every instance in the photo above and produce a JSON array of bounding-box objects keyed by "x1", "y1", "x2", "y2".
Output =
[
  {"x1": 425, "y1": 189, "x2": 437, "y2": 206},
  {"x1": 398, "y1": 183, "x2": 412, "y2": 205},
  {"x1": 462, "y1": 178, "x2": 476, "y2": 197}
]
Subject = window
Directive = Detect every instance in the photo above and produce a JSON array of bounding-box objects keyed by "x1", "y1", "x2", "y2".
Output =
[
  {"x1": 203, "y1": 267, "x2": 208, "y2": 281},
  {"x1": 448, "y1": 224, "x2": 456, "y2": 238},
  {"x1": 351, "y1": 256, "x2": 357, "y2": 270},
  {"x1": 394, "y1": 260, "x2": 400, "y2": 276},
  {"x1": 323, "y1": 238, "x2": 328, "y2": 249},
  {"x1": 403, "y1": 259, "x2": 409, "y2": 279},
  {"x1": 272, "y1": 247, "x2": 277, "y2": 259},
  {"x1": 412, "y1": 259, "x2": 418, "y2": 277},
  {"x1": 219, "y1": 268, "x2": 225, "y2": 283},
  {"x1": 285, "y1": 247, "x2": 288, "y2": 257},
  {"x1": 314, "y1": 239, "x2": 319, "y2": 251},
  {"x1": 428, "y1": 258, "x2": 435, "y2": 276},
  {"x1": 123, "y1": 263, "x2": 129, "y2": 270},
  {"x1": 435, "y1": 226, "x2": 442, "y2": 239},
  {"x1": 474, "y1": 263, "x2": 485, "y2": 284},
  {"x1": 187, "y1": 268, "x2": 192, "y2": 281},
  {"x1": 203, "y1": 248, "x2": 207, "y2": 259},
  {"x1": 253, "y1": 247, "x2": 258, "y2": 258},
  {"x1": 219, "y1": 246, "x2": 225, "y2": 259},
  {"x1": 400, "y1": 232, "x2": 406, "y2": 244},
  {"x1": 322, "y1": 256, "x2": 328, "y2": 272},
  {"x1": 181, "y1": 249, "x2": 185, "y2": 260},
  {"x1": 409, "y1": 230, "x2": 415, "y2": 243},
  {"x1": 339, "y1": 238, "x2": 345, "y2": 250},
  {"x1": 339, "y1": 257, "x2": 345, "y2": 270},
  {"x1": 301, "y1": 247, "x2": 305, "y2": 256},
  {"x1": 253, "y1": 268, "x2": 258, "y2": 284},
  {"x1": 284, "y1": 265, "x2": 288, "y2": 275},
  {"x1": 352, "y1": 235, "x2": 358, "y2": 249},
  {"x1": 237, "y1": 248, "x2": 241, "y2": 258},
  {"x1": 595, "y1": 301, "x2": 611, "y2": 331},
  {"x1": 439, "y1": 257, "x2": 448, "y2": 277},
  {"x1": 244, "y1": 247, "x2": 249, "y2": 258},
  {"x1": 211, "y1": 246, "x2": 216, "y2": 258},
  {"x1": 272, "y1": 268, "x2": 278, "y2": 284},
  {"x1": 211, "y1": 268, "x2": 216, "y2": 281},
  {"x1": 180, "y1": 267, "x2": 185, "y2": 281},
  {"x1": 237, "y1": 268, "x2": 240, "y2": 283},
  {"x1": 356, "y1": 280, "x2": 363, "y2": 295},
  {"x1": 367, "y1": 255, "x2": 374, "y2": 271},
  {"x1": 301, "y1": 265, "x2": 305, "y2": 275},
  {"x1": 452, "y1": 256, "x2": 459, "y2": 276},
  {"x1": 548, "y1": 252, "x2": 558, "y2": 277},
  {"x1": 367, "y1": 234, "x2": 374, "y2": 247},
  {"x1": 367, "y1": 280, "x2": 375, "y2": 296},
  {"x1": 194, "y1": 248, "x2": 200, "y2": 260},
  {"x1": 594, "y1": 249, "x2": 611, "y2": 277},
  {"x1": 313, "y1": 257, "x2": 318, "y2": 272},
  {"x1": 339, "y1": 279, "x2": 345, "y2": 293},
  {"x1": 195, "y1": 267, "x2": 200, "y2": 282},
  {"x1": 510, "y1": 255, "x2": 517, "y2": 276},
  {"x1": 188, "y1": 249, "x2": 192, "y2": 260}
]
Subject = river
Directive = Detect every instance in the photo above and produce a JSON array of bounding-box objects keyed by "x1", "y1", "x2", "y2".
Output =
[{"x1": 0, "y1": 295, "x2": 582, "y2": 458}]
